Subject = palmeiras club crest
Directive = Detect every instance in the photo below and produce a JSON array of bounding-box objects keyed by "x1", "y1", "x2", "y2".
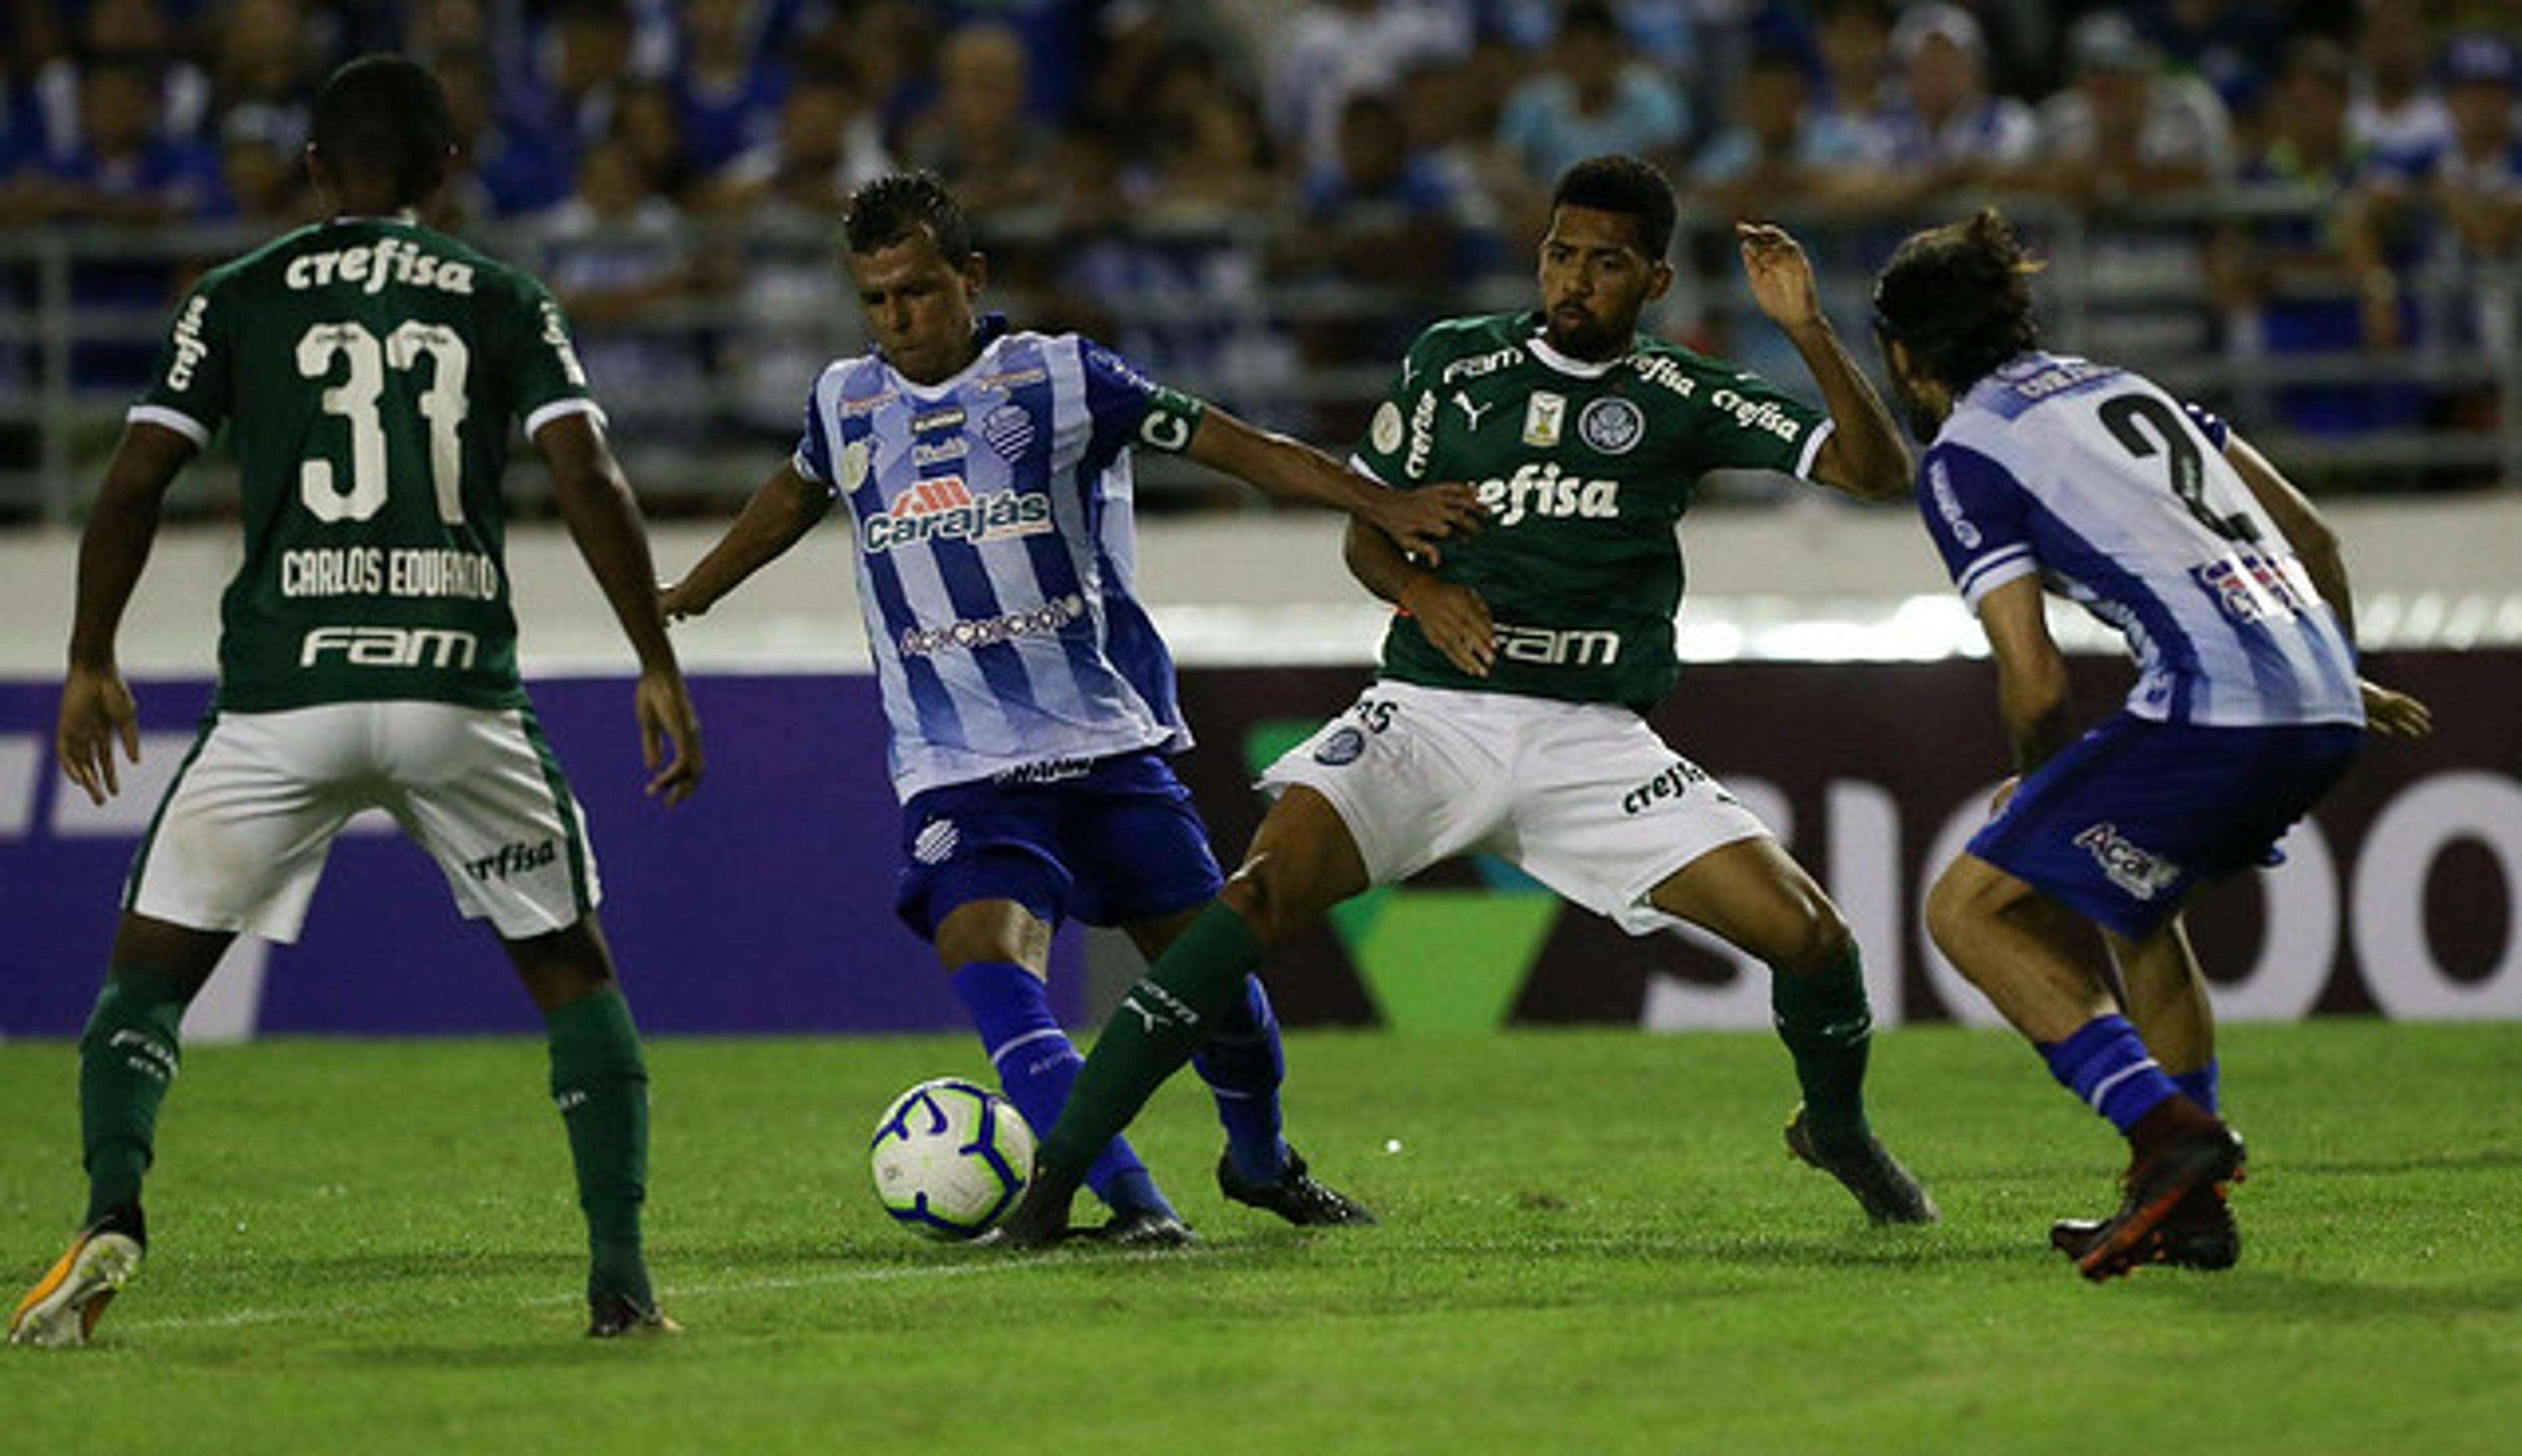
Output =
[{"x1": 1578, "y1": 397, "x2": 1643, "y2": 455}]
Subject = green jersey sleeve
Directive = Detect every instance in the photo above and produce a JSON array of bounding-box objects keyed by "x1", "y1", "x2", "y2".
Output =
[
  {"x1": 509, "y1": 278, "x2": 604, "y2": 437},
  {"x1": 131, "y1": 273, "x2": 234, "y2": 445},
  {"x1": 1351, "y1": 327, "x2": 1449, "y2": 486},
  {"x1": 1687, "y1": 363, "x2": 1834, "y2": 479}
]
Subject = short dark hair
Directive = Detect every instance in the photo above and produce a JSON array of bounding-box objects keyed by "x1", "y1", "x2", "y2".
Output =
[
  {"x1": 1549, "y1": 154, "x2": 1678, "y2": 261},
  {"x1": 843, "y1": 171, "x2": 973, "y2": 263},
  {"x1": 1872, "y1": 208, "x2": 2042, "y2": 393},
  {"x1": 309, "y1": 55, "x2": 454, "y2": 206}
]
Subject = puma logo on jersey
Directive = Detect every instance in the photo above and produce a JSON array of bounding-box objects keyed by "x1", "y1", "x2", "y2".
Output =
[
  {"x1": 1451, "y1": 391, "x2": 1495, "y2": 430},
  {"x1": 1473, "y1": 462, "x2": 1620, "y2": 526}
]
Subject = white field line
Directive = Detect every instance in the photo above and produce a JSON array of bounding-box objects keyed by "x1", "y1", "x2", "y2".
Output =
[{"x1": 113, "y1": 1245, "x2": 1238, "y2": 1334}]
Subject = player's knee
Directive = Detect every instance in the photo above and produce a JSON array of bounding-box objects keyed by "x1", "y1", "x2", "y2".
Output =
[
  {"x1": 1218, "y1": 865, "x2": 1299, "y2": 946},
  {"x1": 1924, "y1": 862, "x2": 1995, "y2": 971},
  {"x1": 1775, "y1": 902, "x2": 1854, "y2": 977}
]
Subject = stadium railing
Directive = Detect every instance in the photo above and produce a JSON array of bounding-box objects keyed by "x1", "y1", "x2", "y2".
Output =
[{"x1": 2, "y1": 189, "x2": 2515, "y2": 525}]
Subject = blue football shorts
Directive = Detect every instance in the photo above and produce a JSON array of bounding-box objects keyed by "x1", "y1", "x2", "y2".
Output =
[
  {"x1": 893, "y1": 749, "x2": 1224, "y2": 939},
  {"x1": 1968, "y1": 711, "x2": 2363, "y2": 939}
]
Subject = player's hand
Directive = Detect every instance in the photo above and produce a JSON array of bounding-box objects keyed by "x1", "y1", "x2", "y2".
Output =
[
  {"x1": 2360, "y1": 678, "x2": 2433, "y2": 738},
  {"x1": 1369, "y1": 481, "x2": 1485, "y2": 565},
  {"x1": 1401, "y1": 576, "x2": 1494, "y2": 677},
  {"x1": 1736, "y1": 222, "x2": 1824, "y2": 333},
  {"x1": 636, "y1": 667, "x2": 704, "y2": 805},
  {"x1": 658, "y1": 579, "x2": 706, "y2": 623},
  {"x1": 57, "y1": 664, "x2": 141, "y2": 806}
]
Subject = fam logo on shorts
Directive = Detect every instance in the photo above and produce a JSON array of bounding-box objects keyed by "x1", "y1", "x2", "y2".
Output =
[
  {"x1": 2075, "y1": 822, "x2": 2181, "y2": 899},
  {"x1": 914, "y1": 818, "x2": 960, "y2": 865},
  {"x1": 1314, "y1": 726, "x2": 1368, "y2": 766},
  {"x1": 1578, "y1": 397, "x2": 1643, "y2": 455}
]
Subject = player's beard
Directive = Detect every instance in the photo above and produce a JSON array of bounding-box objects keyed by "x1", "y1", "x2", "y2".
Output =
[{"x1": 1544, "y1": 301, "x2": 1622, "y2": 361}]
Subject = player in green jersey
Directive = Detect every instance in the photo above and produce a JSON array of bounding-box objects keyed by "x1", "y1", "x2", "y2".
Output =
[
  {"x1": 8, "y1": 56, "x2": 701, "y2": 1346},
  {"x1": 999, "y1": 154, "x2": 1932, "y2": 1244}
]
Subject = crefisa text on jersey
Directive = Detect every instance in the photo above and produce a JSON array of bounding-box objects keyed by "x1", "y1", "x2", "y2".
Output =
[
  {"x1": 280, "y1": 545, "x2": 501, "y2": 600},
  {"x1": 284, "y1": 236, "x2": 477, "y2": 296}
]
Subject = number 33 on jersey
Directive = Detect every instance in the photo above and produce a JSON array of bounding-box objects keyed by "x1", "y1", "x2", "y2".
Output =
[{"x1": 131, "y1": 219, "x2": 602, "y2": 715}]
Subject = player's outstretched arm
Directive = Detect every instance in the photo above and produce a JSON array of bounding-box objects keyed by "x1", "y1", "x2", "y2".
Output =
[
  {"x1": 2221, "y1": 428, "x2": 2431, "y2": 738},
  {"x1": 1181, "y1": 407, "x2": 1484, "y2": 563},
  {"x1": 1735, "y1": 221, "x2": 1912, "y2": 501},
  {"x1": 537, "y1": 411, "x2": 703, "y2": 805},
  {"x1": 1343, "y1": 518, "x2": 1493, "y2": 677},
  {"x1": 1976, "y1": 575, "x2": 2071, "y2": 773},
  {"x1": 58, "y1": 421, "x2": 194, "y2": 805},
  {"x1": 2222, "y1": 429, "x2": 2353, "y2": 636},
  {"x1": 657, "y1": 461, "x2": 830, "y2": 621}
]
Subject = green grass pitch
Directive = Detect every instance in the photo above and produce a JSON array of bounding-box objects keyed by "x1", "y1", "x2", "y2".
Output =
[{"x1": 5, "y1": 1021, "x2": 2518, "y2": 1453}]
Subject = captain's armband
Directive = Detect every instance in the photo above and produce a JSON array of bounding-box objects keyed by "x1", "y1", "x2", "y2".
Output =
[{"x1": 1136, "y1": 386, "x2": 1207, "y2": 454}]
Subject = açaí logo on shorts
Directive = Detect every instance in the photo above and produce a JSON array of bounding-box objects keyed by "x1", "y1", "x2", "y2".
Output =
[
  {"x1": 2075, "y1": 822, "x2": 2182, "y2": 899},
  {"x1": 860, "y1": 474, "x2": 1053, "y2": 554}
]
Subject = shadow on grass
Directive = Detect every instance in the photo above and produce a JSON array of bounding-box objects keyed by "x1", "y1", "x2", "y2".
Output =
[
  {"x1": 2140, "y1": 1269, "x2": 2522, "y2": 1323},
  {"x1": 2270, "y1": 1147, "x2": 2522, "y2": 1178}
]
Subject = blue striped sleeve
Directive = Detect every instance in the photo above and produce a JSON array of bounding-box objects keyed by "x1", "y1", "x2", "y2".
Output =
[
  {"x1": 794, "y1": 367, "x2": 837, "y2": 485},
  {"x1": 1918, "y1": 441, "x2": 2038, "y2": 609}
]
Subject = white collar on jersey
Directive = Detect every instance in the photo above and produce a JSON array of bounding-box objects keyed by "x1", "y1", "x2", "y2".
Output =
[
  {"x1": 881, "y1": 313, "x2": 1017, "y2": 397},
  {"x1": 1525, "y1": 330, "x2": 1628, "y2": 379}
]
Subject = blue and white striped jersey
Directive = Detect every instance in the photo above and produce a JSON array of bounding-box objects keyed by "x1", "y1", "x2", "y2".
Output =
[
  {"x1": 793, "y1": 316, "x2": 1212, "y2": 800},
  {"x1": 1917, "y1": 352, "x2": 2363, "y2": 728}
]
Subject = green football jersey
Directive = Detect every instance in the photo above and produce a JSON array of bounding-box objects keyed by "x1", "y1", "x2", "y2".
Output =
[
  {"x1": 134, "y1": 217, "x2": 602, "y2": 712},
  {"x1": 1353, "y1": 312, "x2": 1829, "y2": 711}
]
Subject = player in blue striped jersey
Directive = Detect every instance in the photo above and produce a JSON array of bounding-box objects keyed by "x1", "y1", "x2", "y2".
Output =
[
  {"x1": 1874, "y1": 210, "x2": 2432, "y2": 1279},
  {"x1": 663, "y1": 172, "x2": 1481, "y2": 1242}
]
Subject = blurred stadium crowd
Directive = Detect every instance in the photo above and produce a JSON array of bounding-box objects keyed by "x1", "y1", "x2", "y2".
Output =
[{"x1": 4, "y1": 0, "x2": 2521, "y2": 519}]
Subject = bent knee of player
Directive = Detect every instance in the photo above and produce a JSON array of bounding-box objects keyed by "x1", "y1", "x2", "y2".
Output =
[
  {"x1": 1770, "y1": 900, "x2": 1853, "y2": 977},
  {"x1": 1924, "y1": 856, "x2": 2013, "y2": 973},
  {"x1": 1218, "y1": 857, "x2": 1327, "y2": 948}
]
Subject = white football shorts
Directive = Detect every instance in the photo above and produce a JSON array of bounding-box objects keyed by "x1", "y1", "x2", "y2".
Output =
[
  {"x1": 125, "y1": 700, "x2": 602, "y2": 942},
  {"x1": 1256, "y1": 680, "x2": 1772, "y2": 936}
]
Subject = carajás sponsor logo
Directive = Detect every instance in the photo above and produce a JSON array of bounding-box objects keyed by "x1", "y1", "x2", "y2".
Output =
[{"x1": 860, "y1": 475, "x2": 1053, "y2": 553}]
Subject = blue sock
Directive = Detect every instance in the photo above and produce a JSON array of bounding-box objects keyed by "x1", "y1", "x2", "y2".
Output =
[
  {"x1": 1192, "y1": 975, "x2": 1291, "y2": 1187},
  {"x1": 949, "y1": 961, "x2": 1176, "y2": 1218},
  {"x1": 2037, "y1": 1015, "x2": 2182, "y2": 1136},
  {"x1": 2172, "y1": 1059, "x2": 2219, "y2": 1115}
]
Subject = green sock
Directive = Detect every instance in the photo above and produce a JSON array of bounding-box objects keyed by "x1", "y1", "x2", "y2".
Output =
[
  {"x1": 1771, "y1": 943, "x2": 1875, "y2": 1149},
  {"x1": 1038, "y1": 902, "x2": 1263, "y2": 1182},
  {"x1": 546, "y1": 989, "x2": 652, "y2": 1308},
  {"x1": 79, "y1": 969, "x2": 190, "y2": 1227}
]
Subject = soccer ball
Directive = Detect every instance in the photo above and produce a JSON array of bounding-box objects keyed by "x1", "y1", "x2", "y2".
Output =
[{"x1": 868, "y1": 1077, "x2": 1035, "y2": 1239}]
